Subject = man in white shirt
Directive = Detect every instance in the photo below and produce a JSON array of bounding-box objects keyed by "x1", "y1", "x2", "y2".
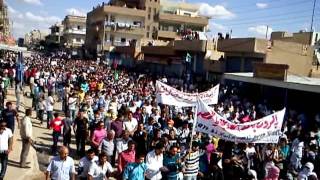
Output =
[
  {"x1": 68, "y1": 93, "x2": 78, "y2": 121},
  {"x1": 145, "y1": 142, "x2": 167, "y2": 180},
  {"x1": 123, "y1": 112, "x2": 138, "y2": 136},
  {"x1": 88, "y1": 152, "x2": 114, "y2": 180},
  {"x1": 46, "y1": 92, "x2": 55, "y2": 129},
  {"x1": 19, "y1": 109, "x2": 33, "y2": 168},
  {"x1": 78, "y1": 149, "x2": 98, "y2": 180},
  {"x1": 0, "y1": 121, "x2": 13, "y2": 179},
  {"x1": 46, "y1": 146, "x2": 76, "y2": 180}
]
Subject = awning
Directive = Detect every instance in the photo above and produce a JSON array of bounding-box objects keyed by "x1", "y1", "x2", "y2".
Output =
[
  {"x1": 224, "y1": 72, "x2": 320, "y2": 93},
  {"x1": 0, "y1": 44, "x2": 27, "y2": 52}
]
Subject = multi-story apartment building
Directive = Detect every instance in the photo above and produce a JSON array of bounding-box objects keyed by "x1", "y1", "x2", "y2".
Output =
[
  {"x1": 24, "y1": 29, "x2": 48, "y2": 46},
  {"x1": 0, "y1": 0, "x2": 11, "y2": 40},
  {"x1": 62, "y1": 15, "x2": 86, "y2": 56},
  {"x1": 85, "y1": 0, "x2": 211, "y2": 77},
  {"x1": 45, "y1": 23, "x2": 64, "y2": 46}
]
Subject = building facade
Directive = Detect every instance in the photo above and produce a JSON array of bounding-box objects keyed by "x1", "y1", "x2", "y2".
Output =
[
  {"x1": 45, "y1": 23, "x2": 64, "y2": 47},
  {"x1": 24, "y1": 29, "x2": 48, "y2": 47},
  {"x1": 215, "y1": 31, "x2": 319, "y2": 78},
  {"x1": 85, "y1": 0, "x2": 211, "y2": 79},
  {"x1": 0, "y1": 0, "x2": 11, "y2": 41},
  {"x1": 62, "y1": 15, "x2": 86, "y2": 57}
]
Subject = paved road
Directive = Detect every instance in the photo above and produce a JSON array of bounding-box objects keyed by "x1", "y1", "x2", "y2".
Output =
[
  {"x1": 5, "y1": 87, "x2": 117, "y2": 180},
  {"x1": 5, "y1": 88, "x2": 78, "y2": 180}
]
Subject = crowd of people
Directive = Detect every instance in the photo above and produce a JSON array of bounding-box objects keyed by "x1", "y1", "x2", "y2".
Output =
[{"x1": 0, "y1": 51, "x2": 319, "y2": 180}]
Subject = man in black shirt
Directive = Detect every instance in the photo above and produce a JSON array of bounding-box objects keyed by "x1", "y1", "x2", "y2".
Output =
[
  {"x1": 73, "y1": 109, "x2": 88, "y2": 157},
  {"x1": 1, "y1": 102, "x2": 19, "y2": 133}
]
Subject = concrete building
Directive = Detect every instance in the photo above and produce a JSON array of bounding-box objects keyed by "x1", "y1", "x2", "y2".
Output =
[
  {"x1": 24, "y1": 29, "x2": 48, "y2": 46},
  {"x1": 0, "y1": 0, "x2": 10, "y2": 41},
  {"x1": 215, "y1": 31, "x2": 319, "y2": 78},
  {"x1": 45, "y1": 23, "x2": 64, "y2": 46},
  {"x1": 62, "y1": 15, "x2": 86, "y2": 56},
  {"x1": 85, "y1": 0, "x2": 210, "y2": 78},
  {"x1": 271, "y1": 31, "x2": 320, "y2": 46}
]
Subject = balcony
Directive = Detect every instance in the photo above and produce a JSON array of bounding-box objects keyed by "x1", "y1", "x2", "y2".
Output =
[
  {"x1": 174, "y1": 40, "x2": 207, "y2": 52},
  {"x1": 158, "y1": 30, "x2": 178, "y2": 40},
  {"x1": 103, "y1": 5, "x2": 146, "y2": 17},
  {"x1": 159, "y1": 13, "x2": 208, "y2": 26},
  {"x1": 65, "y1": 29, "x2": 86, "y2": 35},
  {"x1": 217, "y1": 38, "x2": 267, "y2": 54},
  {"x1": 105, "y1": 23, "x2": 145, "y2": 36}
]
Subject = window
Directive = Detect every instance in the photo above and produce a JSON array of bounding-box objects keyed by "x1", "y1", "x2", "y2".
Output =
[
  {"x1": 146, "y1": 32, "x2": 150, "y2": 38},
  {"x1": 148, "y1": 7, "x2": 151, "y2": 13},
  {"x1": 148, "y1": 14, "x2": 151, "y2": 20},
  {"x1": 154, "y1": 8, "x2": 157, "y2": 14},
  {"x1": 147, "y1": 26, "x2": 150, "y2": 31},
  {"x1": 121, "y1": 38, "x2": 126, "y2": 42},
  {"x1": 76, "y1": 38, "x2": 81, "y2": 42},
  {"x1": 77, "y1": 25, "x2": 81, "y2": 30}
]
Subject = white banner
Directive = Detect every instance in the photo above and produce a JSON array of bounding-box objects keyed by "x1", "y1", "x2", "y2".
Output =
[
  {"x1": 196, "y1": 100, "x2": 285, "y2": 143},
  {"x1": 156, "y1": 81, "x2": 219, "y2": 107}
]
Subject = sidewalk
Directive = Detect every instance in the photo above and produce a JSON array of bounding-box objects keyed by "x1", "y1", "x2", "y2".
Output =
[{"x1": 4, "y1": 88, "x2": 43, "y2": 180}]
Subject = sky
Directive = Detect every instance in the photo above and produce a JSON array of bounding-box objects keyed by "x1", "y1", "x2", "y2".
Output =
[{"x1": 7, "y1": 0, "x2": 320, "y2": 39}]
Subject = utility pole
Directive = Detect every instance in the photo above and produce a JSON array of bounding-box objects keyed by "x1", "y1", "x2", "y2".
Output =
[
  {"x1": 265, "y1": 25, "x2": 269, "y2": 39},
  {"x1": 311, "y1": 0, "x2": 317, "y2": 32}
]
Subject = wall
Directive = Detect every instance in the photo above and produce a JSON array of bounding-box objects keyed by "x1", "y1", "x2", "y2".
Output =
[
  {"x1": 265, "y1": 40, "x2": 313, "y2": 76},
  {"x1": 217, "y1": 38, "x2": 267, "y2": 53}
]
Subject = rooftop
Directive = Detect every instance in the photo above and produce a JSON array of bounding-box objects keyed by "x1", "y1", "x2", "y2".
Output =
[{"x1": 224, "y1": 72, "x2": 320, "y2": 93}]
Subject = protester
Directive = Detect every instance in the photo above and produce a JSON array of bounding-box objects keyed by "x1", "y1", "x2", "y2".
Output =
[
  {"x1": 99, "y1": 130, "x2": 115, "y2": 164},
  {"x1": 49, "y1": 112, "x2": 63, "y2": 154},
  {"x1": 78, "y1": 149, "x2": 98, "y2": 180},
  {"x1": 19, "y1": 108, "x2": 33, "y2": 168},
  {"x1": 0, "y1": 121, "x2": 13, "y2": 180},
  {"x1": 46, "y1": 91, "x2": 55, "y2": 129},
  {"x1": 45, "y1": 146, "x2": 76, "y2": 180},
  {"x1": 1, "y1": 102, "x2": 19, "y2": 133},
  {"x1": 73, "y1": 109, "x2": 89, "y2": 157},
  {"x1": 146, "y1": 142, "x2": 166, "y2": 180},
  {"x1": 118, "y1": 140, "x2": 136, "y2": 175},
  {"x1": 123, "y1": 154, "x2": 147, "y2": 180},
  {"x1": 62, "y1": 112, "x2": 73, "y2": 148},
  {"x1": 88, "y1": 152, "x2": 114, "y2": 180}
]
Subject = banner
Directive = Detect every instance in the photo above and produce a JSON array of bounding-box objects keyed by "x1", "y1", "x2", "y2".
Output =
[
  {"x1": 196, "y1": 100, "x2": 285, "y2": 143},
  {"x1": 156, "y1": 81, "x2": 219, "y2": 107}
]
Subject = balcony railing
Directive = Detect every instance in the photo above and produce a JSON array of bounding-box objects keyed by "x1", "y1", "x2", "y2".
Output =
[
  {"x1": 65, "y1": 29, "x2": 86, "y2": 35},
  {"x1": 104, "y1": 22, "x2": 145, "y2": 36}
]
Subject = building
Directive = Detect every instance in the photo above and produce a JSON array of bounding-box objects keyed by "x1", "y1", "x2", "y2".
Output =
[
  {"x1": 85, "y1": 0, "x2": 212, "y2": 79},
  {"x1": 45, "y1": 23, "x2": 64, "y2": 47},
  {"x1": 271, "y1": 31, "x2": 320, "y2": 46},
  {"x1": 0, "y1": 0, "x2": 10, "y2": 38},
  {"x1": 215, "y1": 31, "x2": 319, "y2": 78},
  {"x1": 24, "y1": 29, "x2": 48, "y2": 47},
  {"x1": 62, "y1": 15, "x2": 86, "y2": 57}
]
